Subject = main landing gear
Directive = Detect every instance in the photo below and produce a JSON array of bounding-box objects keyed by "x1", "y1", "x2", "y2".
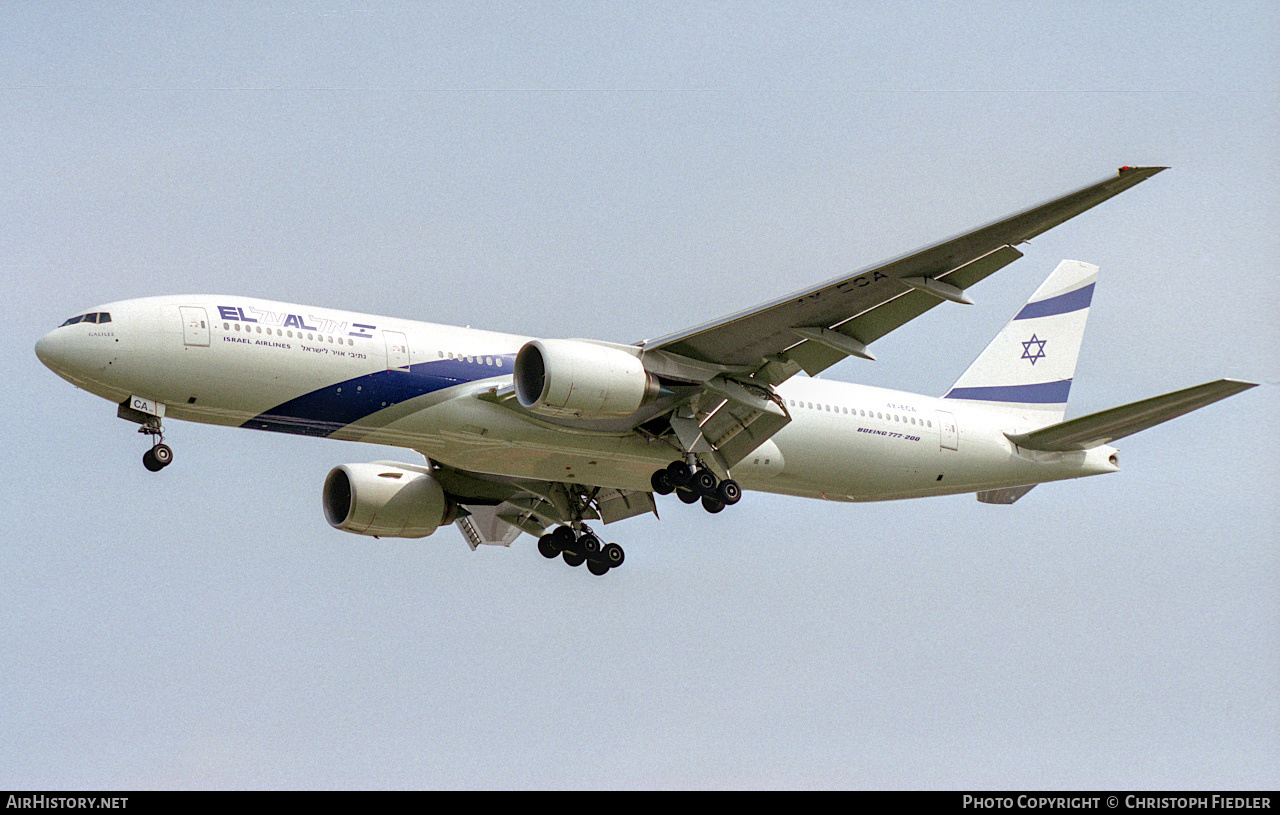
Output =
[
  {"x1": 649, "y1": 460, "x2": 741, "y2": 514},
  {"x1": 139, "y1": 416, "x2": 173, "y2": 472},
  {"x1": 537, "y1": 525, "x2": 626, "y2": 576}
]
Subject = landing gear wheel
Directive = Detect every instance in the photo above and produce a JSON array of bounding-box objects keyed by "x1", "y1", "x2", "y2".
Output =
[
  {"x1": 692, "y1": 468, "x2": 718, "y2": 496},
  {"x1": 717, "y1": 478, "x2": 742, "y2": 505},
  {"x1": 579, "y1": 532, "x2": 601, "y2": 558},
  {"x1": 650, "y1": 469, "x2": 675, "y2": 495},
  {"x1": 665, "y1": 460, "x2": 691, "y2": 487},
  {"x1": 587, "y1": 560, "x2": 610, "y2": 576},
  {"x1": 602, "y1": 542, "x2": 625, "y2": 568},
  {"x1": 538, "y1": 533, "x2": 561, "y2": 559},
  {"x1": 142, "y1": 444, "x2": 173, "y2": 472},
  {"x1": 702, "y1": 494, "x2": 725, "y2": 513},
  {"x1": 676, "y1": 486, "x2": 700, "y2": 504},
  {"x1": 563, "y1": 550, "x2": 586, "y2": 567}
]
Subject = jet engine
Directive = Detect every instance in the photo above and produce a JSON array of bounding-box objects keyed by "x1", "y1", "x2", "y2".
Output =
[
  {"x1": 513, "y1": 338, "x2": 659, "y2": 419},
  {"x1": 322, "y1": 462, "x2": 457, "y2": 538}
]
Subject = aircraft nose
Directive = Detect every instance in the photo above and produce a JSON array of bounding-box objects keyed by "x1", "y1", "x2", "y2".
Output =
[
  {"x1": 35, "y1": 324, "x2": 114, "y2": 382},
  {"x1": 34, "y1": 329, "x2": 67, "y2": 372}
]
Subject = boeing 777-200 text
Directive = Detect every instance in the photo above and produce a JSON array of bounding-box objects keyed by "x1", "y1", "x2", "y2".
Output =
[{"x1": 35, "y1": 166, "x2": 1256, "y2": 575}]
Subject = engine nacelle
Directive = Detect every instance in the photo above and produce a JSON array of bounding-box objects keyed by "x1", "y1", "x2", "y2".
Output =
[
  {"x1": 513, "y1": 338, "x2": 658, "y2": 419},
  {"x1": 322, "y1": 462, "x2": 456, "y2": 539}
]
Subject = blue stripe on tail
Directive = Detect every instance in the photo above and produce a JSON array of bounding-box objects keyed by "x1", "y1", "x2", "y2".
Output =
[
  {"x1": 1013, "y1": 283, "x2": 1094, "y2": 320},
  {"x1": 944, "y1": 379, "x2": 1073, "y2": 404}
]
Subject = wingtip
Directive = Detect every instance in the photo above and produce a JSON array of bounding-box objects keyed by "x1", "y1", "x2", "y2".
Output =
[
  {"x1": 1118, "y1": 165, "x2": 1169, "y2": 176},
  {"x1": 1219, "y1": 377, "x2": 1260, "y2": 390}
]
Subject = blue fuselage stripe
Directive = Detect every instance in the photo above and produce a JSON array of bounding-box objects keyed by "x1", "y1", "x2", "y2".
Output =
[
  {"x1": 243, "y1": 357, "x2": 511, "y2": 436},
  {"x1": 1013, "y1": 283, "x2": 1094, "y2": 320}
]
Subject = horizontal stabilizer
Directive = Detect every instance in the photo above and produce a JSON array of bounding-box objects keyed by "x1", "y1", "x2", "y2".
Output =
[{"x1": 1006, "y1": 379, "x2": 1257, "y2": 452}]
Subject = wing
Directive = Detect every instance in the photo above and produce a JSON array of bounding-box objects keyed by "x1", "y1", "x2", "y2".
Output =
[
  {"x1": 642, "y1": 166, "x2": 1166, "y2": 377},
  {"x1": 472, "y1": 168, "x2": 1168, "y2": 477}
]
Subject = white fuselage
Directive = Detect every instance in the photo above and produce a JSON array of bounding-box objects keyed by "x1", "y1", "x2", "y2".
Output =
[{"x1": 35, "y1": 295, "x2": 1119, "y2": 501}]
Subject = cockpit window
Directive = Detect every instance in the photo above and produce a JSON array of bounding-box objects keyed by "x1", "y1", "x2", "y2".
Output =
[{"x1": 59, "y1": 312, "x2": 111, "y2": 327}]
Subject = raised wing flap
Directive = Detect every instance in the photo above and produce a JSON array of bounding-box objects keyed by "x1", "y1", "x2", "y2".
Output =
[
  {"x1": 643, "y1": 167, "x2": 1165, "y2": 371},
  {"x1": 703, "y1": 375, "x2": 787, "y2": 416},
  {"x1": 595, "y1": 488, "x2": 658, "y2": 525},
  {"x1": 1006, "y1": 379, "x2": 1257, "y2": 451},
  {"x1": 455, "y1": 505, "x2": 524, "y2": 549},
  {"x1": 976, "y1": 484, "x2": 1037, "y2": 504}
]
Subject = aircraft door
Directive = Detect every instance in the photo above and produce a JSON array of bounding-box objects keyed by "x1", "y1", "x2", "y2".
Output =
[
  {"x1": 937, "y1": 410, "x2": 959, "y2": 451},
  {"x1": 384, "y1": 330, "x2": 411, "y2": 372},
  {"x1": 179, "y1": 306, "x2": 210, "y2": 347}
]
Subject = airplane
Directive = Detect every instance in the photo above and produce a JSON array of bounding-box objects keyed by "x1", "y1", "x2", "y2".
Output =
[{"x1": 34, "y1": 166, "x2": 1256, "y2": 576}]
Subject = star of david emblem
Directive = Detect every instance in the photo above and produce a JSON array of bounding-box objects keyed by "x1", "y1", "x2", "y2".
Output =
[{"x1": 1020, "y1": 334, "x2": 1047, "y2": 365}]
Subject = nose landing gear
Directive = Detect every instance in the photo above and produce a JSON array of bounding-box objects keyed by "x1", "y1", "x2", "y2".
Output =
[
  {"x1": 118, "y1": 397, "x2": 174, "y2": 472},
  {"x1": 138, "y1": 417, "x2": 173, "y2": 472}
]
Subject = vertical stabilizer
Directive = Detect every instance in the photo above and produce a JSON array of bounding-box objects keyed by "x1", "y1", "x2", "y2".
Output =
[{"x1": 943, "y1": 259, "x2": 1097, "y2": 426}]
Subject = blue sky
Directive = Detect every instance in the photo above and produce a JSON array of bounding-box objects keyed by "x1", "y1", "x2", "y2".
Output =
[{"x1": 3, "y1": 1, "x2": 1276, "y2": 788}]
